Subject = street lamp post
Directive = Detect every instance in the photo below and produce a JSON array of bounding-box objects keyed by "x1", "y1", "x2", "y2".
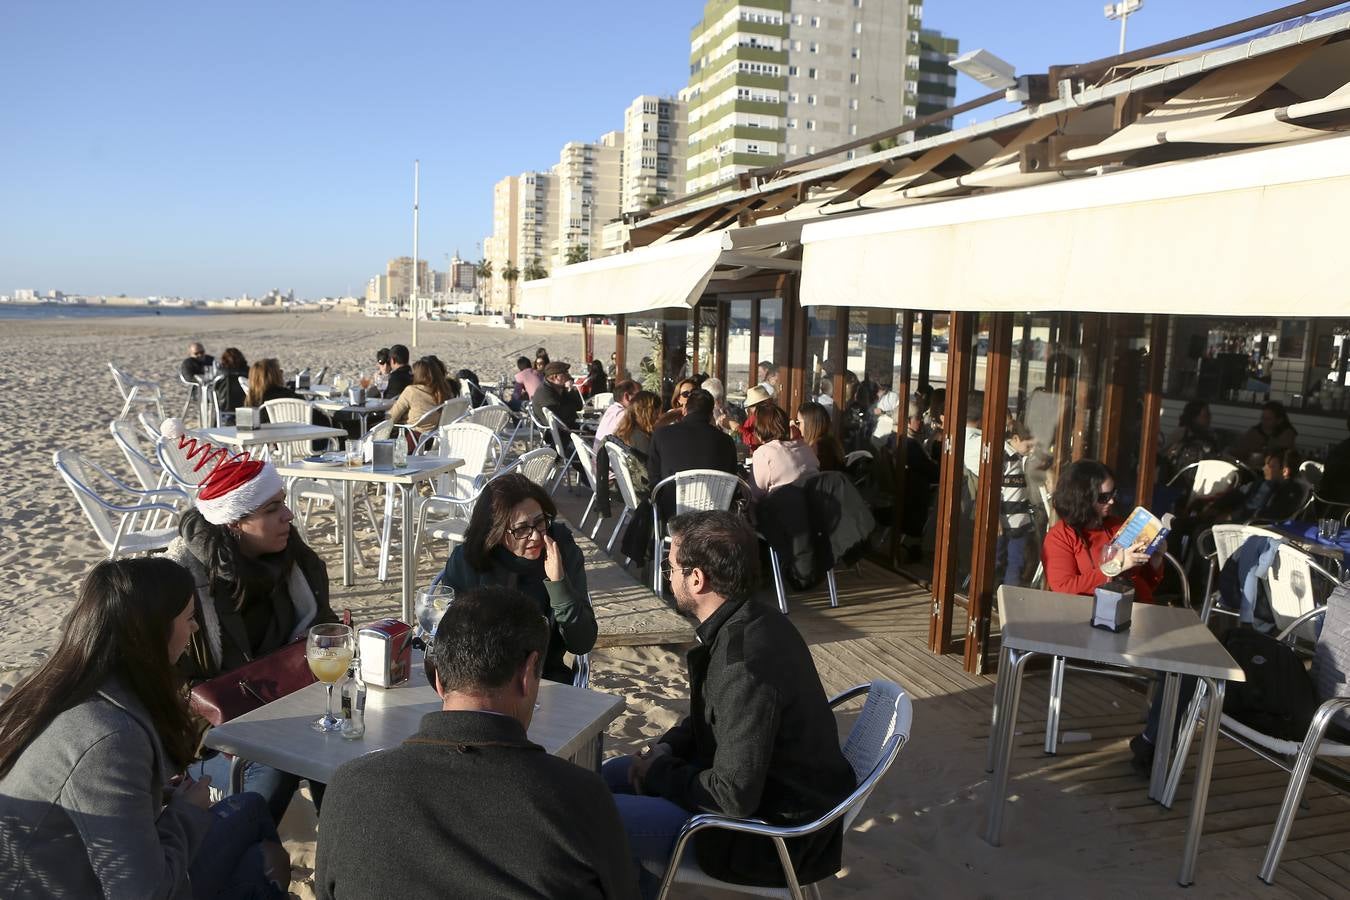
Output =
[
  {"x1": 411, "y1": 159, "x2": 420, "y2": 348},
  {"x1": 1104, "y1": 0, "x2": 1144, "y2": 55}
]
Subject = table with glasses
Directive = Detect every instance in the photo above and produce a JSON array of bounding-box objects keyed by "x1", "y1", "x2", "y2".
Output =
[
  {"x1": 313, "y1": 397, "x2": 395, "y2": 437},
  {"x1": 203, "y1": 657, "x2": 625, "y2": 793},
  {"x1": 193, "y1": 423, "x2": 348, "y2": 456},
  {"x1": 985, "y1": 586, "x2": 1244, "y2": 886},
  {"x1": 1274, "y1": 520, "x2": 1350, "y2": 578},
  {"x1": 275, "y1": 456, "x2": 462, "y2": 623}
]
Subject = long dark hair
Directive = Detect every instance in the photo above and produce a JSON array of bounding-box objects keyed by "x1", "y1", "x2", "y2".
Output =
[
  {"x1": 412, "y1": 357, "x2": 453, "y2": 405},
  {"x1": 463, "y1": 473, "x2": 558, "y2": 570},
  {"x1": 1179, "y1": 400, "x2": 1209, "y2": 431},
  {"x1": 0, "y1": 558, "x2": 198, "y2": 777},
  {"x1": 1261, "y1": 400, "x2": 1293, "y2": 436},
  {"x1": 798, "y1": 401, "x2": 845, "y2": 470},
  {"x1": 1052, "y1": 459, "x2": 1115, "y2": 533}
]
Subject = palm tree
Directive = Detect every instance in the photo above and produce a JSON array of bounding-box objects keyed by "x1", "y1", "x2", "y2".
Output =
[
  {"x1": 523, "y1": 256, "x2": 548, "y2": 281},
  {"x1": 565, "y1": 245, "x2": 589, "y2": 265},
  {"x1": 475, "y1": 258, "x2": 493, "y2": 309},
  {"x1": 500, "y1": 261, "x2": 520, "y2": 314}
]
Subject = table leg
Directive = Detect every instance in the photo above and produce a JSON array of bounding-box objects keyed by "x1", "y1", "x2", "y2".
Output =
[
  {"x1": 1149, "y1": 672, "x2": 1182, "y2": 801},
  {"x1": 1044, "y1": 655, "x2": 1066, "y2": 756},
  {"x1": 983, "y1": 648, "x2": 1034, "y2": 846},
  {"x1": 1161, "y1": 679, "x2": 1207, "y2": 810},
  {"x1": 1178, "y1": 678, "x2": 1225, "y2": 886},
  {"x1": 342, "y1": 480, "x2": 354, "y2": 587},
  {"x1": 228, "y1": 755, "x2": 246, "y2": 796},
  {"x1": 399, "y1": 483, "x2": 415, "y2": 624},
  {"x1": 986, "y1": 643, "x2": 1013, "y2": 773}
]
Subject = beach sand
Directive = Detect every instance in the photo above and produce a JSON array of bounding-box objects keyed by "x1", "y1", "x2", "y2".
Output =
[{"x1": 1, "y1": 311, "x2": 1327, "y2": 899}]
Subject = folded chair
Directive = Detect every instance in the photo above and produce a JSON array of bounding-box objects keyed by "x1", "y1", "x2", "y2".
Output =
[
  {"x1": 655, "y1": 680, "x2": 913, "y2": 900},
  {"x1": 54, "y1": 449, "x2": 186, "y2": 559},
  {"x1": 109, "y1": 363, "x2": 164, "y2": 420}
]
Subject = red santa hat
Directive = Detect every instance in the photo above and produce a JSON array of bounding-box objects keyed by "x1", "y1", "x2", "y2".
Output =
[{"x1": 194, "y1": 454, "x2": 285, "y2": 525}]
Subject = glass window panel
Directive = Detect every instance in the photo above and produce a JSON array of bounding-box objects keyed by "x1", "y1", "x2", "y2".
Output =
[
  {"x1": 724, "y1": 298, "x2": 753, "y2": 405},
  {"x1": 625, "y1": 308, "x2": 690, "y2": 407}
]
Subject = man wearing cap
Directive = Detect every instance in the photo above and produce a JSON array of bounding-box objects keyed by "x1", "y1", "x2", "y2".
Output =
[
  {"x1": 739, "y1": 384, "x2": 774, "y2": 454},
  {"x1": 179, "y1": 341, "x2": 214, "y2": 381},
  {"x1": 532, "y1": 360, "x2": 583, "y2": 432}
]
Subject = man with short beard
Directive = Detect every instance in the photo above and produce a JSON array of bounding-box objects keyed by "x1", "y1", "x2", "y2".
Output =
[{"x1": 602, "y1": 511, "x2": 856, "y2": 896}]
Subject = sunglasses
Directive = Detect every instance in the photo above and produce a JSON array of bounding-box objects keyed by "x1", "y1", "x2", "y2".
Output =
[
  {"x1": 678, "y1": 390, "x2": 693, "y2": 399},
  {"x1": 1096, "y1": 490, "x2": 1117, "y2": 505},
  {"x1": 506, "y1": 514, "x2": 554, "y2": 541}
]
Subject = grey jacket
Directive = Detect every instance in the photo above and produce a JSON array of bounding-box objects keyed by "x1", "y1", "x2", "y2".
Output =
[{"x1": 0, "y1": 679, "x2": 214, "y2": 899}]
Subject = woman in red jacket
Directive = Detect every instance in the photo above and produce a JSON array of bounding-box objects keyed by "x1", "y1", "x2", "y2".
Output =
[
  {"x1": 1042, "y1": 459, "x2": 1164, "y2": 603},
  {"x1": 1041, "y1": 458, "x2": 1180, "y2": 775}
]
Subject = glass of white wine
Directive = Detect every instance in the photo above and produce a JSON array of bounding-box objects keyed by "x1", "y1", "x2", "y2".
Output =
[{"x1": 307, "y1": 623, "x2": 354, "y2": 733}]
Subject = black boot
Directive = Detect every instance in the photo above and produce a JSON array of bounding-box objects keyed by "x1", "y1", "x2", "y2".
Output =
[{"x1": 1129, "y1": 733, "x2": 1154, "y2": 776}]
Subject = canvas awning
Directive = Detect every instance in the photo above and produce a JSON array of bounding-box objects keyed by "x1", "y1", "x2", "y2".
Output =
[
  {"x1": 518, "y1": 224, "x2": 803, "y2": 318},
  {"x1": 798, "y1": 132, "x2": 1350, "y2": 317}
]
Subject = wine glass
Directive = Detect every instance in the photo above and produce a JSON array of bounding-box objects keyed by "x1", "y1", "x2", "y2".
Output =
[
  {"x1": 307, "y1": 623, "x2": 354, "y2": 733},
  {"x1": 414, "y1": 584, "x2": 455, "y2": 647}
]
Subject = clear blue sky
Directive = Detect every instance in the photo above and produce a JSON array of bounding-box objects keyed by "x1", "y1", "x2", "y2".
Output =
[{"x1": 0, "y1": 1, "x2": 1305, "y2": 297}]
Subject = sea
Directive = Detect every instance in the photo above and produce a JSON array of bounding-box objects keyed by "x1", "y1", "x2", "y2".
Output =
[{"x1": 0, "y1": 304, "x2": 215, "y2": 320}]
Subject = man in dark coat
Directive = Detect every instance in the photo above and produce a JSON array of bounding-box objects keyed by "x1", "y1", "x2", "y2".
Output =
[
  {"x1": 647, "y1": 389, "x2": 737, "y2": 517},
  {"x1": 532, "y1": 360, "x2": 584, "y2": 431},
  {"x1": 315, "y1": 586, "x2": 638, "y2": 900},
  {"x1": 179, "y1": 341, "x2": 213, "y2": 380},
  {"x1": 382, "y1": 343, "x2": 413, "y2": 399},
  {"x1": 603, "y1": 511, "x2": 856, "y2": 894}
]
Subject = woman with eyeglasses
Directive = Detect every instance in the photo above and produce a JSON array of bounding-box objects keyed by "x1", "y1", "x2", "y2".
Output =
[
  {"x1": 437, "y1": 473, "x2": 596, "y2": 684},
  {"x1": 1041, "y1": 459, "x2": 1165, "y2": 604}
]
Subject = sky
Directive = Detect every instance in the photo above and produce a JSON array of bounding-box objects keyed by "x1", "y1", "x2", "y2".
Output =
[{"x1": 0, "y1": 0, "x2": 1307, "y2": 298}]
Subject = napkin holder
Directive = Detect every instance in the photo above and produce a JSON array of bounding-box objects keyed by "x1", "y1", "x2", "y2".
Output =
[
  {"x1": 370, "y1": 439, "x2": 396, "y2": 471},
  {"x1": 296, "y1": 373, "x2": 310, "y2": 390},
  {"x1": 1092, "y1": 580, "x2": 1134, "y2": 633},
  {"x1": 358, "y1": 618, "x2": 411, "y2": 687},
  {"x1": 235, "y1": 406, "x2": 260, "y2": 431},
  {"x1": 347, "y1": 386, "x2": 366, "y2": 406}
]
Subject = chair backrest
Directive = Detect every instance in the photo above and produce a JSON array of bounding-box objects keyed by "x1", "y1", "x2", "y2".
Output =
[
  {"x1": 508, "y1": 447, "x2": 560, "y2": 489},
  {"x1": 432, "y1": 423, "x2": 502, "y2": 494},
  {"x1": 313, "y1": 366, "x2": 327, "y2": 385},
  {"x1": 844, "y1": 450, "x2": 874, "y2": 467},
  {"x1": 441, "y1": 396, "x2": 472, "y2": 425},
  {"x1": 109, "y1": 419, "x2": 159, "y2": 490},
  {"x1": 55, "y1": 449, "x2": 120, "y2": 550},
  {"x1": 237, "y1": 376, "x2": 249, "y2": 395},
  {"x1": 571, "y1": 432, "x2": 598, "y2": 487},
  {"x1": 483, "y1": 389, "x2": 508, "y2": 408},
  {"x1": 590, "y1": 391, "x2": 614, "y2": 410},
  {"x1": 543, "y1": 406, "x2": 569, "y2": 450},
  {"x1": 837, "y1": 680, "x2": 913, "y2": 829},
  {"x1": 1300, "y1": 460, "x2": 1324, "y2": 489},
  {"x1": 1266, "y1": 542, "x2": 1333, "y2": 639},
  {"x1": 605, "y1": 442, "x2": 643, "y2": 512},
  {"x1": 108, "y1": 362, "x2": 133, "y2": 400},
  {"x1": 157, "y1": 435, "x2": 230, "y2": 491},
  {"x1": 1211, "y1": 523, "x2": 1283, "y2": 572},
  {"x1": 462, "y1": 406, "x2": 512, "y2": 435},
  {"x1": 261, "y1": 397, "x2": 315, "y2": 461},
  {"x1": 1193, "y1": 459, "x2": 1241, "y2": 499},
  {"x1": 137, "y1": 410, "x2": 165, "y2": 443},
  {"x1": 366, "y1": 418, "x2": 395, "y2": 442},
  {"x1": 652, "y1": 469, "x2": 742, "y2": 517}
]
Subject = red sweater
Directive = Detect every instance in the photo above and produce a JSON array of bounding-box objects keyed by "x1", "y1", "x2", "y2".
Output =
[{"x1": 1041, "y1": 516, "x2": 1165, "y2": 604}]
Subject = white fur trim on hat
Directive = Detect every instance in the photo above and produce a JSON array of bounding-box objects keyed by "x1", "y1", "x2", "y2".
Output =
[{"x1": 194, "y1": 459, "x2": 285, "y2": 525}]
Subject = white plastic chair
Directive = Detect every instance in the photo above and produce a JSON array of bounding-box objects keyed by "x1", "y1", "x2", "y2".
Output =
[
  {"x1": 649, "y1": 470, "x2": 743, "y2": 594},
  {"x1": 1299, "y1": 460, "x2": 1324, "y2": 489},
  {"x1": 54, "y1": 449, "x2": 186, "y2": 559},
  {"x1": 109, "y1": 363, "x2": 164, "y2": 420},
  {"x1": 1163, "y1": 604, "x2": 1350, "y2": 885},
  {"x1": 178, "y1": 371, "x2": 203, "y2": 421},
  {"x1": 590, "y1": 391, "x2": 614, "y2": 410},
  {"x1": 461, "y1": 405, "x2": 513, "y2": 438},
  {"x1": 109, "y1": 419, "x2": 161, "y2": 492},
  {"x1": 1199, "y1": 523, "x2": 1285, "y2": 623},
  {"x1": 260, "y1": 398, "x2": 316, "y2": 462},
  {"x1": 1169, "y1": 459, "x2": 1241, "y2": 500},
  {"x1": 654, "y1": 680, "x2": 913, "y2": 900},
  {"x1": 408, "y1": 423, "x2": 504, "y2": 563},
  {"x1": 603, "y1": 442, "x2": 645, "y2": 558},
  {"x1": 156, "y1": 433, "x2": 233, "y2": 495},
  {"x1": 1266, "y1": 542, "x2": 1339, "y2": 640},
  {"x1": 570, "y1": 433, "x2": 604, "y2": 539}
]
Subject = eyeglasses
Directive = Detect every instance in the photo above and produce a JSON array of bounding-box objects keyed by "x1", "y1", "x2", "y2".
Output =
[
  {"x1": 661, "y1": 559, "x2": 693, "y2": 580},
  {"x1": 1096, "y1": 490, "x2": 1117, "y2": 505},
  {"x1": 505, "y1": 514, "x2": 554, "y2": 541}
]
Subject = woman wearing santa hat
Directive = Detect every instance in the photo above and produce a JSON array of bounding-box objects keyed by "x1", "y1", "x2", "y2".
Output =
[{"x1": 162, "y1": 429, "x2": 338, "y2": 824}]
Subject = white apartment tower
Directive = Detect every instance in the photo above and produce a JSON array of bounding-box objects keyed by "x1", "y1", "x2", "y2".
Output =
[
  {"x1": 551, "y1": 131, "x2": 622, "y2": 270},
  {"x1": 685, "y1": 0, "x2": 924, "y2": 194},
  {"x1": 622, "y1": 95, "x2": 687, "y2": 213}
]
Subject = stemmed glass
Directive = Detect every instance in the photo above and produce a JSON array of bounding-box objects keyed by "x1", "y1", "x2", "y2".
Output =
[
  {"x1": 414, "y1": 584, "x2": 455, "y2": 647},
  {"x1": 307, "y1": 623, "x2": 354, "y2": 733}
]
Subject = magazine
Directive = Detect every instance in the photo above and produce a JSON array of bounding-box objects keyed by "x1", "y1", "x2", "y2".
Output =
[{"x1": 1110, "y1": 506, "x2": 1174, "y2": 557}]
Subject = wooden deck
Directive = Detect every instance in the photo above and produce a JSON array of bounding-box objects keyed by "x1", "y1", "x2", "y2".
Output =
[{"x1": 560, "y1": 484, "x2": 1350, "y2": 898}]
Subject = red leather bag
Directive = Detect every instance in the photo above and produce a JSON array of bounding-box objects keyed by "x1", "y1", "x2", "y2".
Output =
[{"x1": 188, "y1": 639, "x2": 315, "y2": 727}]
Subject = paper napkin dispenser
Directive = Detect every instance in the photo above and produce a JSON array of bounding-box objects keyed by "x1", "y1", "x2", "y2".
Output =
[
  {"x1": 1092, "y1": 580, "x2": 1134, "y2": 633},
  {"x1": 235, "y1": 406, "x2": 260, "y2": 431}
]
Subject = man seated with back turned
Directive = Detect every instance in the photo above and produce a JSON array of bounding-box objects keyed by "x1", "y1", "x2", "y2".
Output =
[
  {"x1": 179, "y1": 341, "x2": 214, "y2": 380},
  {"x1": 511, "y1": 355, "x2": 544, "y2": 411},
  {"x1": 382, "y1": 343, "x2": 413, "y2": 399},
  {"x1": 648, "y1": 389, "x2": 737, "y2": 490},
  {"x1": 603, "y1": 511, "x2": 856, "y2": 896},
  {"x1": 314, "y1": 586, "x2": 638, "y2": 900}
]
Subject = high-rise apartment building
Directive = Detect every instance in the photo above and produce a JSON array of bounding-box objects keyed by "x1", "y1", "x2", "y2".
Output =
[
  {"x1": 385, "y1": 256, "x2": 430, "y2": 305},
  {"x1": 916, "y1": 29, "x2": 959, "y2": 136},
  {"x1": 484, "y1": 170, "x2": 556, "y2": 310},
  {"x1": 622, "y1": 95, "x2": 687, "y2": 213},
  {"x1": 449, "y1": 255, "x2": 477, "y2": 293},
  {"x1": 684, "y1": 0, "x2": 925, "y2": 194},
  {"x1": 551, "y1": 131, "x2": 622, "y2": 270},
  {"x1": 484, "y1": 176, "x2": 519, "y2": 311},
  {"x1": 518, "y1": 170, "x2": 558, "y2": 276}
]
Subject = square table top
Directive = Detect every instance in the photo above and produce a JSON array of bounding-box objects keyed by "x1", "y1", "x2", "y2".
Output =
[
  {"x1": 193, "y1": 422, "x2": 348, "y2": 447},
  {"x1": 203, "y1": 663, "x2": 624, "y2": 785},
  {"x1": 997, "y1": 586, "x2": 1244, "y2": 682},
  {"x1": 275, "y1": 454, "x2": 462, "y2": 485}
]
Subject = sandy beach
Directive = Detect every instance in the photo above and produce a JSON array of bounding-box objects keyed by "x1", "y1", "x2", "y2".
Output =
[{"x1": 2, "y1": 310, "x2": 1338, "y2": 900}]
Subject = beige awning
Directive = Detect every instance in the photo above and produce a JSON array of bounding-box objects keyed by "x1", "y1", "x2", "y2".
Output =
[{"x1": 799, "y1": 132, "x2": 1350, "y2": 317}]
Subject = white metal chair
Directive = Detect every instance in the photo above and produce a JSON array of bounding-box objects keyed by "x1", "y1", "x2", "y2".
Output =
[
  {"x1": 543, "y1": 407, "x2": 579, "y2": 494},
  {"x1": 109, "y1": 363, "x2": 164, "y2": 420},
  {"x1": 261, "y1": 397, "x2": 354, "y2": 544},
  {"x1": 603, "y1": 442, "x2": 645, "y2": 558},
  {"x1": 590, "y1": 391, "x2": 614, "y2": 410},
  {"x1": 570, "y1": 433, "x2": 606, "y2": 540},
  {"x1": 177, "y1": 371, "x2": 203, "y2": 421},
  {"x1": 260, "y1": 398, "x2": 317, "y2": 462},
  {"x1": 1162, "y1": 604, "x2": 1350, "y2": 885},
  {"x1": 137, "y1": 410, "x2": 165, "y2": 444},
  {"x1": 654, "y1": 680, "x2": 913, "y2": 900},
  {"x1": 109, "y1": 419, "x2": 161, "y2": 492},
  {"x1": 409, "y1": 423, "x2": 504, "y2": 562},
  {"x1": 649, "y1": 470, "x2": 743, "y2": 594},
  {"x1": 54, "y1": 449, "x2": 186, "y2": 558},
  {"x1": 501, "y1": 447, "x2": 561, "y2": 491}
]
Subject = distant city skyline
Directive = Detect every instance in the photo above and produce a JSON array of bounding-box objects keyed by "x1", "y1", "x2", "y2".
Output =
[{"x1": 2, "y1": 0, "x2": 1288, "y2": 297}]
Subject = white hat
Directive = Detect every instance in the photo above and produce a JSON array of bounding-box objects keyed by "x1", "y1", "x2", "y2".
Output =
[{"x1": 744, "y1": 385, "x2": 773, "y2": 409}]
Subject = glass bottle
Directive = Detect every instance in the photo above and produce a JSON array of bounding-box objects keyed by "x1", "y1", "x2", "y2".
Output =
[{"x1": 340, "y1": 650, "x2": 367, "y2": 740}]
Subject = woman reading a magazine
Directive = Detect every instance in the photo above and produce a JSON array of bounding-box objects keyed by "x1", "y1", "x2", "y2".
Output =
[
  {"x1": 1042, "y1": 459, "x2": 1185, "y2": 775},
  {"x1": 1041, "y1": 459, "x2": 1165, "y2": 604}
]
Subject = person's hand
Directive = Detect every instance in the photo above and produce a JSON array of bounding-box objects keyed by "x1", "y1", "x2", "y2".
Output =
[
  {"x1": 542, "y1": 533, "x2": 564, "y2": 582},
  {"x1": 1119, "y1": 541, "x2": 1152, "y2": 571},
  {"x1": 628, "y1": 744, "x2": 671, "y2": 793},
  {"x1": 175, "y1": 774, "x2": 212, "y2": 811}
]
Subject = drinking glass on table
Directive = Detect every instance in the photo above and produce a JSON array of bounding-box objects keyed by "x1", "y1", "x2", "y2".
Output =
[
  {"x1": 307, "y1": 623, "x2": 354, "y2": 733},
  {"x1": 414, "y1": 584, "x2": 455, "y2": 646},
  {"x1": 1319, "y1": 517, "x2": 1342, "y2": 541}
]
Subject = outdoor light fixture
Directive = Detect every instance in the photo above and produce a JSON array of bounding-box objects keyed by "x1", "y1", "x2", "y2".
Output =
[
  {"x1": 949, "y1": 48, "x2": 1018, "y2": 91},
  {"x1": 1104, "y1": 0, "x2": 1144, "y2": 54}
]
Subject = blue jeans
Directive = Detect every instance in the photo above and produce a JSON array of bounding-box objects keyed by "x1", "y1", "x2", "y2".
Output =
[
  {"x1": 602, "y1": 756, "x2": 692, "y2": 900},
  {"x1": 188, "y1": 792, "x2": 285, "y2": 900},
  {"x1": 1143, "y1": 674, "x2": 1199, "y2": 745},
  {"x1": 189, "y1": 754, "x2": 322, "y2": 825},
  {"x1": 997, "y1": 530, "x2": 1032, "y2": 588}
]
